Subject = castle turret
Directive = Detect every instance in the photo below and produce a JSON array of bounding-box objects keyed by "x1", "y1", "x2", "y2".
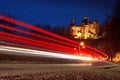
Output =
[
  {"x1": 82, "y1": 16, "x2": 89, "y2": 25},
  {"x1": 70, "y1": 18, "x2": 75, "y2": 26}
]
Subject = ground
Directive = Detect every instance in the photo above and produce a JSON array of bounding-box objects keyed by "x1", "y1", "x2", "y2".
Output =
[{"x1": 0, "y1": 63, "x2": 119, "y2": 80}]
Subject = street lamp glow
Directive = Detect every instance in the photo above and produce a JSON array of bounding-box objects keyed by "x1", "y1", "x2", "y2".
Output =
[{"x1": 80, "y1": 42, "x2": 84, "y2": 46}]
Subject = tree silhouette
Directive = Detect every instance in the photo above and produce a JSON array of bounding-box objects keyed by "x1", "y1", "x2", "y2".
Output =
[
  {"x1": 98, "y1": 0, "x2": 120, "y2": 61},
  {"x1": 53, "y1": 26, "x2": 67, "y2": 37}
]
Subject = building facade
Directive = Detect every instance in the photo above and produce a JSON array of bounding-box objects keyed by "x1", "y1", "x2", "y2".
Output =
[{"x1": 68, "y1": 17, "x2": 100, "y2": 39}]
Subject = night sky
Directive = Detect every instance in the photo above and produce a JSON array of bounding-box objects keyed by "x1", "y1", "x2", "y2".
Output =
[{"x1": 0, "y1": 0, "x2": 116, "y2": 27}]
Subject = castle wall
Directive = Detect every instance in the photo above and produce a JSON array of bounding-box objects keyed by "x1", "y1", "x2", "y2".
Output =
[{"x1": 69, "y1": 18, "x2": 100, "y2": 39}]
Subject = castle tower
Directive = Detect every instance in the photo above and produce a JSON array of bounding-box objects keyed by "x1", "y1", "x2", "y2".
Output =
[
  {"x1": 82, "y1": 16, "x2": 89, "y2": 25},
  {"x1": 70, "y1": 18, "x2": 75, "y2": 26}
]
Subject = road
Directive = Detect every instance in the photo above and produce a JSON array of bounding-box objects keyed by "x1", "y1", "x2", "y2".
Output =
[
  {"x1": 0, "y1": 63, "x2": 118, "y2": 80},
  {"x1": 0, "y1": 42, "x2": 118, "y2": 80},
  {"x1": 0, "y1": 44, "x2": 118, "y2": 80}
]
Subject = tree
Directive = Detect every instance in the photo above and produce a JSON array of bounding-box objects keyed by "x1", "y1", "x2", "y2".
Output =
[
  {"x1": 53, "y1": 26, "x2": 67, "y2": 37},
  {"x1": 98, "y1": 0, "x2": 120, "y2": 61},
  {"x1": 114, "y1": 0, "x2": 120, "y2": 17}
]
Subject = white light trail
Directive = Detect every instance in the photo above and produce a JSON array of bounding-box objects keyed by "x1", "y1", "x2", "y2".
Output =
[{"x1": 0, "y1": 45, "x2": 93, "y2": 61}]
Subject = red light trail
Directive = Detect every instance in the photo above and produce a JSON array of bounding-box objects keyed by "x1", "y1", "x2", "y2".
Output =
[
  {"x1": 0, "y1": 32, "x2": 75, "y2": 53},
  {"x1": 0, "y1": 15, "x2": 108, "y2": 60},
  {"x1": 0, "y1": 15, "x2": 78, "y2": 44},
  {"x1": 0, "y1": 24, "x2": 78, "y2": 48}
]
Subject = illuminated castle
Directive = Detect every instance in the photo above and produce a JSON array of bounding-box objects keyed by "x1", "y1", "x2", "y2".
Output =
[{"x1": 68, "y1": 17, "x2": 100, "y2": 39}]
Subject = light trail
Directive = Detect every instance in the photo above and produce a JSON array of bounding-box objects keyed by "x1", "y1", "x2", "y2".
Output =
[
  {"x1": 0, "y1": 15, "x2": 79, "y2": 44},
  {"x1": 86, "y1": 45, "x2": 108, "y2": 57},
  {"x1": 0, "y1": 35, "x2": 74, "y2": 53},
  {"x1": 0, "y1": 15, "x2": 108, "y2": 59},
  {"x1": 0, "y1": 45, "x2": 93, "y2": 61},
  {"x1": 0, "y1": 24, "x2": 78, "y2": 48},
  {"x1": 0, "y1": 32, "x2": 74, "y2": 53}
]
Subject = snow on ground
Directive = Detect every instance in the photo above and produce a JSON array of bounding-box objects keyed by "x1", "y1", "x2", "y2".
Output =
[{"x1": 0, "y1": 62, "x2": 119, "y2": 80}]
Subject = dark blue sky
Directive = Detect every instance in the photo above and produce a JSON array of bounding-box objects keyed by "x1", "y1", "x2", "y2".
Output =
[{"x1": 0, "y1": 0, "x2": 116, "y2": 27}]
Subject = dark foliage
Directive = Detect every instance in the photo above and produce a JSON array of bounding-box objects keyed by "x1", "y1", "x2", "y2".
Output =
[
  {"x1": 98, "y1": 0, "x2": 120, "y2": 61},
  {"x1": 52, "y1": 26, "x2": 67, "y2": 37}
]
